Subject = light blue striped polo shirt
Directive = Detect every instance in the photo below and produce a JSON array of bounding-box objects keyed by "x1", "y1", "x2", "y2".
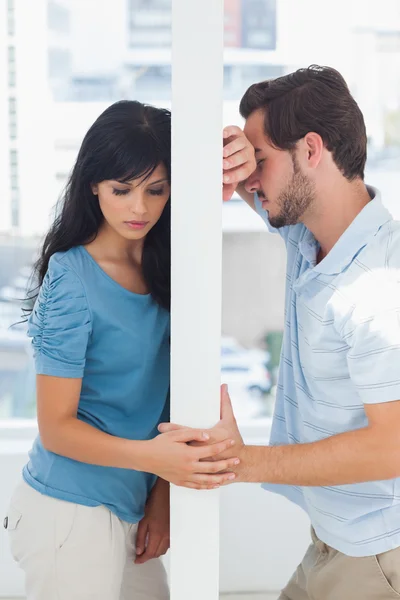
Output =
[{"x1": 255, "y1": 186, "x2": 400, "y2": 556}]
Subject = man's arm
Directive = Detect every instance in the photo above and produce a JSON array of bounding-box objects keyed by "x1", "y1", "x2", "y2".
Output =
[
  {"x1": 159, "y1": 387, "x2": 400, "y2": 487},
  {"x1": 237, "y1": 400, "x2": 400, "y2": 485}
]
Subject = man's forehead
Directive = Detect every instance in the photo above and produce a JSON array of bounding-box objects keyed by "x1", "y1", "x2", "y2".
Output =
[
  {"x1": 244, "y1": 110, "x2": 266, "y2": 139},
  {"x1": 244, "y1": 124, "x2": 272, "y2": 153}
]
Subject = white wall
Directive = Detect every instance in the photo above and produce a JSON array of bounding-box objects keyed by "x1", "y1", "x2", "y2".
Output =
[
  {"x1": 0, "y1": 2, "x2": 11, "y2": 232},
  {"x1": 0, "y1": 421, "x2": 310, "y2": 597},
  {"x1": 222, "y1": 232, "x2": 286, "y2": 346}
]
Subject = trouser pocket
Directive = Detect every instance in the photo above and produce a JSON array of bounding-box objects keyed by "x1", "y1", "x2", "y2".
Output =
[{"x1": 4, "y1": 504, "x2": 23, "y2": 562}]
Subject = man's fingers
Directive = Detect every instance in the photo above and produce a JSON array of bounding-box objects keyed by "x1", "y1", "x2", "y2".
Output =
[
  {"x1": 220, "y1": 384, "x2": 235, "y2": 421},
  {"x1": 223, "y1": 136, "x2": 247, "y2": 158},
  {"x1": 223, "y1": 165, "x2": 253, "y2": 186},
  {"x1": 223, "y1": 125, "x2": 244, "y2": 139},
  {"x1": 223, "y1": 148, "x2": 253, "y2": 171},
  {"x1": 191, "y1": 425, "x2": 230, "y2": 447}
]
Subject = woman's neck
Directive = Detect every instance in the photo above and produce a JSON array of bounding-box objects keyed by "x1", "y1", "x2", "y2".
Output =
[{"x1": 87, "y1": 224, "x2": 145, "y2": 265}]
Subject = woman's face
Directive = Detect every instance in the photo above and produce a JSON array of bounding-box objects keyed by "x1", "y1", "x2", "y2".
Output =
[{"x1": 92, "y1": 163, "x2": 170, "y2": 241}]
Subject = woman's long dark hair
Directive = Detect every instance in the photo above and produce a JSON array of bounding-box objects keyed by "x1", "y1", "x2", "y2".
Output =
[{"x1": 28, "y1": 100, "x2": 171, "y2": 312}]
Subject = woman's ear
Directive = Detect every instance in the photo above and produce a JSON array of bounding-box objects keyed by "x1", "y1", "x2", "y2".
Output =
[{"x1": 91, "y1": 184, "x2": 98, "y2": 195}]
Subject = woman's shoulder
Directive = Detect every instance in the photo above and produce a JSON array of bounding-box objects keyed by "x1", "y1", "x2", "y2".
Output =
[
  {"x1": 47, "y1": 246, "x2": 87, "y2": 284},
  {"x1": 28, "y1": 247, "x2": 92, "y2": 336},
  {"x1": 48, "y1": 246, "x2": 81, "y2": 270},
  {"x1": 28, "y1": 247, "x2": 92, "y2": 377},
  {"x1": 40, "y1": 247, "x2": 90, "y2": 305}
]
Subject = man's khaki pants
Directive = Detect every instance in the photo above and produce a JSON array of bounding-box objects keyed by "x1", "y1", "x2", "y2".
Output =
[{"x1": 279, "y1": 528, "x2": 400, "y2": 600}]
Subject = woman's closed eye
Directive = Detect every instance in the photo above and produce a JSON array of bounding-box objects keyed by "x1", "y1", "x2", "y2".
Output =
[
  {"x1": 112, "y1": 188, "x2": 130, "y2": 196},
  {"x1": 112, "y1": 186, "x2": 167, "y2": 197},
  {"x1": 148, "y1": 188, "x2": 166, "y2": 196}
]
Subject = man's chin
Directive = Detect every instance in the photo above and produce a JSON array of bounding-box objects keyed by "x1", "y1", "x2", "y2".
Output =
[{"x1": 269, "y1": 214, "x2": 287, "y2": 229}]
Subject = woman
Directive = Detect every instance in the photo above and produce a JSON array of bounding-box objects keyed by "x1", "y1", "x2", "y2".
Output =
[{"x1": 4, "y1": 100, "x2": 238, "y2": 600}]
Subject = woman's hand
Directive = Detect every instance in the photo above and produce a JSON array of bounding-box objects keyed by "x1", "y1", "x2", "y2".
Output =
[
  {"x1": 135, "y1": 478, "x2": 170, "y2": 564},
  {"x1": 142, "y1": 428, "x2": 240, "y2": 490}
]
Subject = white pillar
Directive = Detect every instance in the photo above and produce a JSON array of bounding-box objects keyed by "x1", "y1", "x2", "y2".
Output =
[{"x1": 171, "y1": 1, "x2": 223, "y2": 599}]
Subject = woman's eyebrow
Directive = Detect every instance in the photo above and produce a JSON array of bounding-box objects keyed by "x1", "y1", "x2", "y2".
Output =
[{"x1": 148, "y1": 178, "x2": 169, "y2": 185}]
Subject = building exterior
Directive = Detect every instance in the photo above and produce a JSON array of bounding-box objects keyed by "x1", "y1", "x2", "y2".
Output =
[{"x1": 0, "y1": 0, "x2": 70, "y2": 235}]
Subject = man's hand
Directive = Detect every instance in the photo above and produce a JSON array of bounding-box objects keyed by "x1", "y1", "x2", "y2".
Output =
[
  {"x1": 135, "y1": 478, "x2": 170, "y2": 564},
  {"x1": 144, "y1": 427, "x2": 239, "y2": 489},
  {"x1": 223, "y1": 126, "x2": 256, "y2": 202},
  {"x1": 210, "y1": 384, "x2": 244, "y2": 457},
  {"x1": 158, "y1": 385, "x2": 246, "y2": 482}
]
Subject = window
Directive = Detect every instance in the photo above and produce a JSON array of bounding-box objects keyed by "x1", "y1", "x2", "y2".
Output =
[
  {"x1": 9, "y1": 122, "x2": 17, "y2": 140},
  {"x1": 48, "y1": 48, "x2": 71, "y2": 79},
  {"x1": 8, "y1": 97, "x2": 17, "y2": 140},
  {"x1": 9, "y1": 149, "x2": 18, "y2": 167},
  {"x1": 8, "y1": 97, "x2": 16, "y2": 114},
  {"x1": 10, "y1": 174, "x2": 18, "y2": 189},
  {"x1": 8, "y1": 70, "x2": 16, "y2": 87},
  {"x1": 11, "y1": 192, "x2": 20, "y2": 229},
  {"x1": 9, "y1": 149, "x2": 19, "y2": 191},
  {"x1": 377, "y1": 31, "x2": 400, "y2": 52},
  {"x1": 241, "y1": 0, "x2": 277, "y2": 49},
  {"x1": 47, "y1": 1, "x2": 70, "y2": 34},
  {"x1": 8, "y1": 45, "x2": 15, "y2": 63},
  {"x1": 7, "y1": 0, "x2": 15, "y2": 36},
  {"x1": 128, "y1": 0, "x2": 171, "y2": 48},
  {"x1": 8, "y1": 45, "x2": 16, "y2": 87}
]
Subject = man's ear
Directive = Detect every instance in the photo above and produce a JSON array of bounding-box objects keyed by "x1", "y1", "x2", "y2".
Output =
[{"x1": 303, "y1": 132, "x2": 323, "y2": 170}]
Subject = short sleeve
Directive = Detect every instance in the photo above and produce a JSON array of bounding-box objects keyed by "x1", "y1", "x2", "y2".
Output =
[
  {"x1": 344, "y1": 300, "x2": 400, "y2": 404},
  {"x1": 27, "y1": 255, "x2": 92, "y2": 378},
  {"x1": 253, "y1": 192, "x2": 290, "y2": 243}
]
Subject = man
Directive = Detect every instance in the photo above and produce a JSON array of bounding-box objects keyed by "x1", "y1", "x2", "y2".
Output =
[{"x1": 161, "y1": 65, "x2": 400, "y2": 599}]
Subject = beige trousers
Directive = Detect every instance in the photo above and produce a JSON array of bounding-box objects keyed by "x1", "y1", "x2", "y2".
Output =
[
  {"x1": 279, "y1": 528, "x2": 400, "y2": 600},
  {"x1": 5, "y1": 479, "x2": 169, "y2": 600}
]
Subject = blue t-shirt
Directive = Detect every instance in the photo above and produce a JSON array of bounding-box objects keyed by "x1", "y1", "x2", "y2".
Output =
[{"x1": 23, "y1": 246, "x2": 170, "y2": 523}]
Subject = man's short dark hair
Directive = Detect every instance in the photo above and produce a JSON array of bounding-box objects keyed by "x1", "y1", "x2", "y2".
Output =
[{"x1": 240, "y1": 65, "x2": 367, "y2": 181}]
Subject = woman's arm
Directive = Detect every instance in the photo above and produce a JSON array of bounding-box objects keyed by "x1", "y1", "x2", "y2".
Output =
[
  {"x1": 37, "y1": 374, "x2": 240, "y2": 489},
  {"x1": 37, "y1": 374, "x2": 147, "y2": 469}
]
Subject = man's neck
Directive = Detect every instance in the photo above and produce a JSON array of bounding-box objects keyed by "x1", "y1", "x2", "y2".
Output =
[{"x1": 305, "y1": 179, "x2": 372, "y2": 259}]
